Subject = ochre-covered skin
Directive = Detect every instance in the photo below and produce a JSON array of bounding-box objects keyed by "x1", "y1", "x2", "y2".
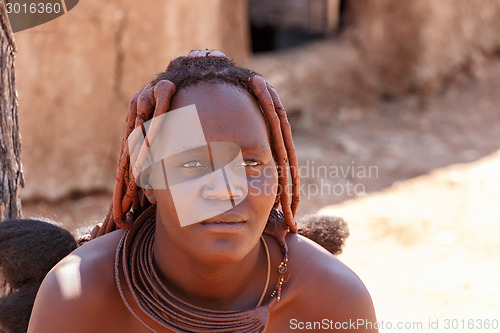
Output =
[{"x1": 27, "y1": 51, "x2": 378, "y2": 332}]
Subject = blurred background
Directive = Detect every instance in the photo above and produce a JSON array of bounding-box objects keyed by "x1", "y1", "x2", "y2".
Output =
[{"x1": 11, "y1": 0, "x2": 500, "y2": 331}]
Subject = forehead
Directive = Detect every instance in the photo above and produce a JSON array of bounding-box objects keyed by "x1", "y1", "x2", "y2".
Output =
[{"x1": 169, "y1": 83, "x2": 271, "y2": 151}]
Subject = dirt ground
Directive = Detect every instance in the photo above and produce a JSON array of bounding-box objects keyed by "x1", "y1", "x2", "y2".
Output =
[
  {"x1": 22, "y1": 55, "x2": 500, "y2": 332},
  {"x1": 320, "y1": 151, "x2": 500, "y2": 332}
]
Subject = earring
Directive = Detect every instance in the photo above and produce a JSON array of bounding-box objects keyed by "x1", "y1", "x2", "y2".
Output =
[{"x1": 264, "y1": 207, "x2": 289, "y2": 302}]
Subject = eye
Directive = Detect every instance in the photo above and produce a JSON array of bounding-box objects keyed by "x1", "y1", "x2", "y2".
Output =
[
  {"x1": 238, "y1": 160, "x2": 261, "y2": 167},
  {"x1": 181, "y1": 160, "x2": 206, "y2": 168}
]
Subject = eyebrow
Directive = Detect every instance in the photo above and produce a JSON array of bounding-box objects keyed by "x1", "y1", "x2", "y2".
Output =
[{"x1": 162, "y1": 146, "x2": 210, "y2": 163}]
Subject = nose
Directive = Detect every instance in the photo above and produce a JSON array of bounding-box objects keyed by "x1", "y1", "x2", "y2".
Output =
[
  {"x1": 201, "y1": 181, "x2": 245, "y2": 202},
  {"x1": 200, "y1": 158, "x2": 248, "y2": 204}
]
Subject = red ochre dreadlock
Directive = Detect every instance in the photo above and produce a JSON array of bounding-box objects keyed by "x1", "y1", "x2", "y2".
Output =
[{"x1": 96, "y1": 50, "x2": 300, "y2": 237}]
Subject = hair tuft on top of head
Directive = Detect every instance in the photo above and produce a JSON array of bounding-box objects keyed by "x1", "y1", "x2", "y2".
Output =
[{"x1": 155, "y1": 53, "x2": 256, "y2": 92}]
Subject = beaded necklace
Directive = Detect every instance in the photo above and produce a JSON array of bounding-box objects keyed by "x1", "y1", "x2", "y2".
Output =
[{"x1": 115, "y1": 206, "x2": 289, "y2": 333}]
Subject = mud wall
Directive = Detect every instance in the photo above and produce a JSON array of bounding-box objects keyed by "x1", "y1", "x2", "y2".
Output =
[
  {"x1": 347, "y1": 0, "x2": 500, "y2": 96},
  {"x1": 15, "y1": 0, "x2": 249, "y2": 200},
  {"x1": 249, "y1": 0, "x2": 500, "y2": 123}
]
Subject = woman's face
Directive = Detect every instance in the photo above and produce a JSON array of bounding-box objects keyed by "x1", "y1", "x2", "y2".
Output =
[{"x1": 150, "y1": 82, "x2": 278, "y2": 264}]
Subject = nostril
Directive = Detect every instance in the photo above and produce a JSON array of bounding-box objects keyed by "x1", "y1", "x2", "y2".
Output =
[{"x1": 230, "y1": 192, "x2": 244, "y2": 200}]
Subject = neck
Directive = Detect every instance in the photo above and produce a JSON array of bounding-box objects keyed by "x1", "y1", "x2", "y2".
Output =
[{"x1": 153, "y1": 224, "x2": 268, "y2": 310}]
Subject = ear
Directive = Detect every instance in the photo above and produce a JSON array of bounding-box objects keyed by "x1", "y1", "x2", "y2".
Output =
[{"x1": 143, "y1": 188, "x2": 157, "y2": 204}]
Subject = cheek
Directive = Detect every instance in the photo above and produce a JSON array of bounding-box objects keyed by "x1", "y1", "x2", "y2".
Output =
[
  {"x1": 246, "y1": 166, "x2": 278, "y2": 205},
  {"x1": 154, "y1": 189, "x2": 180, "y2": 225}
]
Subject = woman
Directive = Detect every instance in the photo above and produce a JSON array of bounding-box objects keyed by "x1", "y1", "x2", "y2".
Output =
[{"x1": 28, "y1": 50, "x2": 377, "y2": 332}]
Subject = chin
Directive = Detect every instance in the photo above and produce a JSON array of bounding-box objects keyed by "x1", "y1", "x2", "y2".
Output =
[{"x1": 195, "y1": 237, "x2": 254, "y2": 265}]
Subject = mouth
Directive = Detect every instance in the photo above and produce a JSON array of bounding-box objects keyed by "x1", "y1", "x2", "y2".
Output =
[
  {"x1": 200, "y1": 213, "x2": 247, "y2": 232},
  {"x1": 201, "y1": 221, "x2": 245, "y2": 224},
  {"x1": 200, "y1": 212, "x2": 246, "y2": 224}
]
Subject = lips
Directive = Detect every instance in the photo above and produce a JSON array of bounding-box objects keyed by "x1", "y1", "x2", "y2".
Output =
[
  {"x1": 199, "y1": 212, "x2": 247, "y2": 233},
  {"x1": 201, "y1": 220, "x2": 246, "y2": 224},
  {"x1": 200, "y1": 212, "x2": 246, "y2": 224}
]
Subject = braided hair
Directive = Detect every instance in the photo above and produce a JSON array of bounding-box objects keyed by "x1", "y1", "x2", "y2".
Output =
[{"x1": 97, "y1": 50, "x2": 300, "y2": 237}]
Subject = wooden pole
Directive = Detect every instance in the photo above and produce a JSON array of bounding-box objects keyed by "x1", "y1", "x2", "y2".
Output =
[{"x1": 0, "y1": 0, "x2": 23, "y2": 221}]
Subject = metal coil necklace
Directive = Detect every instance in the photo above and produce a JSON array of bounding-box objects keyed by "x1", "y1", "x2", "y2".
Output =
[{"x1": 115, "y1": 206, "x2": 289, "y2": 333}]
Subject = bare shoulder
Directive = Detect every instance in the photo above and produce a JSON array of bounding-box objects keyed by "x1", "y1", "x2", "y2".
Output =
[
  {"x1": 274, "y1": 234, "x2": 378, "y2": 332},
  {"x1": 28, "y1": 229, "x2": 127, "y2": 333}
]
